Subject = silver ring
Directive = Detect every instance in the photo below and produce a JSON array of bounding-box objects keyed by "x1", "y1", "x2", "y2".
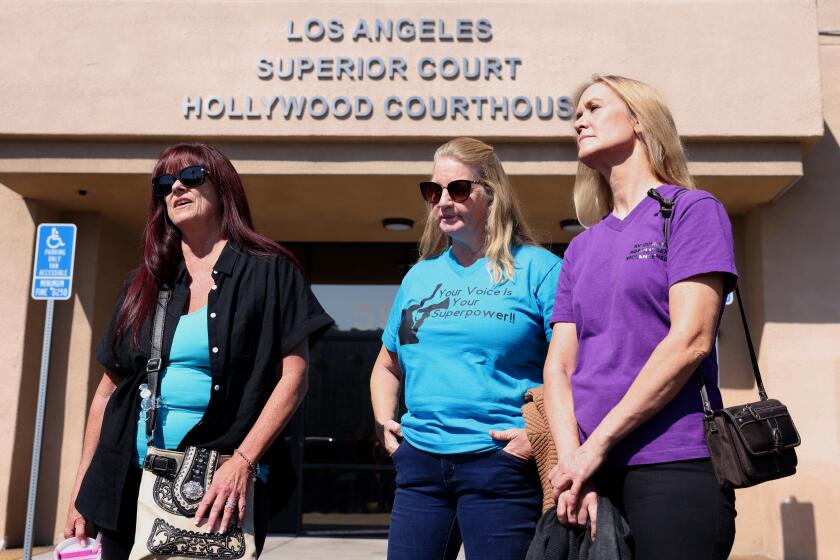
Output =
[{"x1": 224, "y1": 498, "x2": 238, "y2": 508}]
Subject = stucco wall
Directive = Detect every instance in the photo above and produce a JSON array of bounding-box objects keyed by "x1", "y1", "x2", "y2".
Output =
[
  {"x1": 0, "y1": 185, "x2": 39, "y2": 548},
  {"x1": 722, "y1": 8, "x2": 840, "y2": 557},
  {"x1": 0, "y1": 1, "x2": 823, "y2": 140}
]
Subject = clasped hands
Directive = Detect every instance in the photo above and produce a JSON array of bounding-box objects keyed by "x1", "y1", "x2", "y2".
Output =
[{"x1": 549, "y1": 439, "x2": 607, "y2": 538}]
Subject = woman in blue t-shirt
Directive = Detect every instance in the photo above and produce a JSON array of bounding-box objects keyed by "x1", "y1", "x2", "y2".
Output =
[
  {"x1": 370, "y1": 137, "x2": 562, "y2": 560},
  {"x1": 545, "y1": 75, "x2": 737, "y2": 559}
]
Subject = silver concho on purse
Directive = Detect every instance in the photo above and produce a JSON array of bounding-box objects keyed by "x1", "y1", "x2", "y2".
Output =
[{"x1": 128, "y1": 290, "x2": 256, "y2": 560}]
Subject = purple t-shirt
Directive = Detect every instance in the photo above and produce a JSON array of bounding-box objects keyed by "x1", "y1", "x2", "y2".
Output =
[{"x1": 550, "y1": 185, "x2": 738, "y2": 466}]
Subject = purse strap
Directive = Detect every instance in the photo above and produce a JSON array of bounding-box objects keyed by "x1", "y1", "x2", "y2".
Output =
[
  {"x1": 145, "y1": 289, "x2": 171, "y2": 445},
  {"x1": 646, "y1": 188, "x2": 769, "y2": 416}
]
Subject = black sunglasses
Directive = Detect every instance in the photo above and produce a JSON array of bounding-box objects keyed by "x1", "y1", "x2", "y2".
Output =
[
  {"x1": 152, "y1": 165, "x2": 207, "y2": 198},
  {"x1": 419, "y1": 179, "x2": 482, "y2": 204}
]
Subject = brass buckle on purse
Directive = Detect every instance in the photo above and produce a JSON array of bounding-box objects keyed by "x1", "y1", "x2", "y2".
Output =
[{"x1": 144, "y1": 454, "x2": 178, "y2": 478}]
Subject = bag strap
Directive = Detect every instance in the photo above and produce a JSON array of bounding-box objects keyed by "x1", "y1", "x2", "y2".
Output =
[
  {"x1": 731, "y1": 286, "x2": 769, "y2": 401},
  {"x1": 145, "y1": 289, "x2": 171, "y2": 445},
  {"x1": 645, "y1": 188, "x2": 769, "y2": 415},
  {"x1": 646, "y1": 187, "x2": 678, "y2": 246}
]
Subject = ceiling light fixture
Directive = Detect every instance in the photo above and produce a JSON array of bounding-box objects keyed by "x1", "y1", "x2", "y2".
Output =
[
  {"x1": 560, "y1": 219, "x2": 584, "y2": 234},
  {"x1": 382, "y1": 218, "x2": 414, "y2": 232}
]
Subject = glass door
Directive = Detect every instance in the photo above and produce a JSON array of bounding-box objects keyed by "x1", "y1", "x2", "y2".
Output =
[
  {"x1": 302, "y1": 284, "x2": 400, "y2": 535},
  {"x1": 268, "y1": 243, "x2": 414, "y2": 536}
]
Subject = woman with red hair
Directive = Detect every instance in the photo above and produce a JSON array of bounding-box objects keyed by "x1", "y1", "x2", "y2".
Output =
[{"x1": 63, "y1": 143, "x2": 333, "y2": 558}]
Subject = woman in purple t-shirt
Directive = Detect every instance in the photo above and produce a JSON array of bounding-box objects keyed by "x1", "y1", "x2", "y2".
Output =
[{"x1": 544, "y1": 75, "x2": 738, "y2": 559}]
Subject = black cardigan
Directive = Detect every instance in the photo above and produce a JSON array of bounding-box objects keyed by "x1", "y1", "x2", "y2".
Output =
[
  {"x1": 76, "y1": 241, "x2": 333, "y2": 530},
  {"x1": 526, "y1": 497, "x2": 632, "y2": 560}
]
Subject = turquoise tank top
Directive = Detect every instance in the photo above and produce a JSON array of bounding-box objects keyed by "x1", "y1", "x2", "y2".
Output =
[{"x1": 136, "y1": 306, "x2": 212, "y2": 465}]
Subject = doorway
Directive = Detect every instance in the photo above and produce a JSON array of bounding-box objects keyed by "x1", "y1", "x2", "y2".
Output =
[{"x1": 269, "y1": 242, "x2": 415, "y2": 536}]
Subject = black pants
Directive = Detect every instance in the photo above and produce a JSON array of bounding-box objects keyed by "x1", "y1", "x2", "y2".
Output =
[
  {"x1": 597, "y1": 459, "x2": 736, "y2": 560},
  {"x1": 100, "y1": 466, "x2": 270, "y2": 560}
]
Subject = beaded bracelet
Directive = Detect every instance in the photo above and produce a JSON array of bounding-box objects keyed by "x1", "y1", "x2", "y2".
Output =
[{"x1": 234, "y1": 448, "x2": 258, "y2": 481}]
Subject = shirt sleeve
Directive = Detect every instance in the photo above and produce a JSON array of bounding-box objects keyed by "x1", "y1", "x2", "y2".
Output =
[
  {"x1": 381, "y1": 285, "x2": 404, "y2": 352},
  {"x1": 277, "y1": 256, "x2": 335, "y2": 356},
  {"x1": 94, "y1": 273, "x2": 136, "y2": 377},
  {"x1": 550, "y1": 244, "x2": 575, "y2": 325},
  {"x1": 95, "y1": 293, "x2": 125, "y2": 375},
  {"x1": 668, "y1": 195, "x2": 738, "y2": 294},
  {"x1": 535, "y1": 259, "x2": 563, "y2": 340}
]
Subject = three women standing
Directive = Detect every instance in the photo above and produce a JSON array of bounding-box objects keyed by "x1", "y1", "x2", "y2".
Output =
[{"x1": 63, "y1": 77, "x2": 739, "y2": 560}]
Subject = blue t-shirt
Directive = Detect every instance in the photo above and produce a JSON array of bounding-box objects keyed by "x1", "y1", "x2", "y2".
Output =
[
  {"x1": 382, "y1": 244, "x2": 561, "y2": 454},
  {"x1": 136, "y1": 306, "x2": 212, "y2": 465}
]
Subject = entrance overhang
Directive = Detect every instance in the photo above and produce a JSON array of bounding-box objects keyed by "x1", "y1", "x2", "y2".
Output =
[{"x1": 0, "y1": 139, "x2": 804, "y2": 243}]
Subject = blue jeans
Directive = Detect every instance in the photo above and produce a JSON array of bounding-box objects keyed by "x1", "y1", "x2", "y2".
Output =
[{"x1": 388, "y1": 441, "x2": 541, "y2": 560}]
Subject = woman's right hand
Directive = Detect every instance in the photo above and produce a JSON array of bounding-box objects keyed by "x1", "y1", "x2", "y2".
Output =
[
  {"x1": 64, "y1": 503, "x2": 95, "y2": 545},
  {"x1": 371, "y1": 346, "x2": 404, "y2": 457},
  {"x1": 381, "y1": 419, "x2": 403, "y2": 456},
  {"x1": 550, "y1": 437, "x2": 608, "y2": 502}
]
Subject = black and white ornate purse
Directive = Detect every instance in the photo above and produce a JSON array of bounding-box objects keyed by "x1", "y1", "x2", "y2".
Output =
[
  {"x1": 130, "y1": 447, "x2": 256, "y2": 560},
  {"x1": 128, "y1": 291, "x2": 256, "y2": 560}
]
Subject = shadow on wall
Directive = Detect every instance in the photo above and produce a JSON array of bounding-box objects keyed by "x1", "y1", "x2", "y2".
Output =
[
  {"x1": 781, "y1": 496, "x2": 817, "y2": 560},
  {"x1": 717, "y1": 289, "x2": 757, "y2": 391},
  {"x1": 0, "y1": 139, "x2": 580, "y2": 166},
  {"x1": 720, "y1": 122, "x2": 840, "y2": 390},
  {"x1": 762, "y1": 122, "x2": 840, "y2": 324}
]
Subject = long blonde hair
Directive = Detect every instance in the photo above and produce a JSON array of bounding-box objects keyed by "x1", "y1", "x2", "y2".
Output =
[
  {"x1": 573, "y1": 75, "x2": 695, "y2": 226},
  {"x1": 418, "y1": 137, "x2": 538, "y2": 284}
]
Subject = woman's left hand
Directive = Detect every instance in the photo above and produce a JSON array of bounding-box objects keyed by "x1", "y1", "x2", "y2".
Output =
[
  {"x1": 194, "y1": 454, "x2": 252, "y2": 534},
  {"x1": 489, "y1": 427, "x2": 533, "y2": 461},
  {"x1": 556, "y1": 482, "x2": 599, "y2": 539}
]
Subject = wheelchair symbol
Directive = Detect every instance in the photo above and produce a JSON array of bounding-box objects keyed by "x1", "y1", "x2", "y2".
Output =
[{"x1": 45, "y1": 228, "x2": 66, "y2": 250}]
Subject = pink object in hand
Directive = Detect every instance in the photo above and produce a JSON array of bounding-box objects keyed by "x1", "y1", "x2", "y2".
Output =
[{"x1": 53, "y1": 533, "x2": 102, "y2": 560}]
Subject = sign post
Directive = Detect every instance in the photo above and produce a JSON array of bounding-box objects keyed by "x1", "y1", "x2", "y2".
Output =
[{"x1": 24, "y1": 224, "x2": 76, "y2": 560}]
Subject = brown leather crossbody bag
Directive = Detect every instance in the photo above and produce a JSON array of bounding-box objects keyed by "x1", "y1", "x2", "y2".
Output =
[{"x1": 648, "y1": 188, "x2": 801, "y2": 489}]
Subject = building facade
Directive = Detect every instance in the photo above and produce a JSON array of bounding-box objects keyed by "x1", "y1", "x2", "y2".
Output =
[{"x1": 0, "y1": 1, "x2": 838, "y2": 557}]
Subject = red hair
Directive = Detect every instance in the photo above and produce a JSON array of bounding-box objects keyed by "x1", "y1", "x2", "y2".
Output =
[{"x1": 113, "y1": 143, "x2": 298, "y2": 351}]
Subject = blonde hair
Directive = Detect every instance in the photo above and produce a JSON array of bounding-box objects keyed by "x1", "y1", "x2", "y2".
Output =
[
  {"x1": 573, "y1": 74, "x2": 695, "y2": 226},
  {"x1": 418, "y1": 137, "x2": 538, "y2": 284}
]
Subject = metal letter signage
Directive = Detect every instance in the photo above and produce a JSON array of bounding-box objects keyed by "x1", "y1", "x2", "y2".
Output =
[
  {"x1": 31, "y1": 223, "x2": 77, "y2": 300},
  {"x1": 184, "y1": 17, "x2": 572, "y2": 122}
]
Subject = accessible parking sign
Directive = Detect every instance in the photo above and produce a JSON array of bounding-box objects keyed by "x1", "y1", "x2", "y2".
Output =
[{"x1": 31, "y1": 224, "x2": 77, "y2": 300}]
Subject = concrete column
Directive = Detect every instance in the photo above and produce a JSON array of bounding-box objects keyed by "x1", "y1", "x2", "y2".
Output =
[
  {"x1": 0, "y1": 197, "x2": 140, "y2": 545},
  {"x1": 0, "y1": 184, "x2": 58, "y2": 547}
]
